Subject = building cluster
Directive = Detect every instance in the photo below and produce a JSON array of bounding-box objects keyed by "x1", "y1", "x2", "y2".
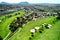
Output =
[
  {"x1": 8, "y1": 12, "x2": 44, "y2": 32},
  {"x1": 29, "y1": 23, "x2": 52, "y2": 40}
]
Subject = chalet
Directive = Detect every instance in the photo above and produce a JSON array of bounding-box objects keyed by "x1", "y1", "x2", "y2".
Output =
[
  {"x1": 30, "y1": 29, "x2": 35, "y2": 33},
  {"x1": 35, "y1": 26, "x2": 40, "y2": 30}
]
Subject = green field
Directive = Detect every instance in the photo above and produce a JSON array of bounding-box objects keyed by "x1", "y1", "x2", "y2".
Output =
[
  {"x1": 9, "y1": 16, "x2": 60, "y2": 40},
  {"x1": 0, "y1": 11, "x2": 60, "y2": 40},
  {"x1": 0, "y1": 11, "x2": 25, "y2": 38}
]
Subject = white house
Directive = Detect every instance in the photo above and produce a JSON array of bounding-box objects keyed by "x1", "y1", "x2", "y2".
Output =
[
  {"x1": 30, "y1": 29, "x2": 35, "y2": 33},
  {"x1": 35, "y1": 26, "x2": 40, "y2": 30},
  {"x1": 47, "y1": 24, "x2": 52, "y2": 28}
]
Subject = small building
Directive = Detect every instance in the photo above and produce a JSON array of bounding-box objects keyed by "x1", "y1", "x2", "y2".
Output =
[
  {"x1": 33, "y1": 17, "x2": 36, "y2": 21},
  {"x1": 30, "y1": 29, "x2": 35, "y2": 33},
  {"x1": 35, "y1": 26, "x2": 40, "y2": 30}
]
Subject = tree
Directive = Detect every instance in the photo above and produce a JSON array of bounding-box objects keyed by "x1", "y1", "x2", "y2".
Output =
[
  {"x1": 57, "y1": 12, "x2": 60, "y2": 20},
  {"x1": 0, "y1": 36, "x2": 3, "y2": 40}
]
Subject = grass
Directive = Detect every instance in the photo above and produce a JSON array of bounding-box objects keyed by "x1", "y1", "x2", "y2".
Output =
[
  {"x1": 0, "y1": 13, "x2": 60, "y2": 40},
  {"x1": 0, "y1": 11, "x2": 25, "y2": 38},
  {"x1": 32, "y1": 20, "x2": 60, "y2": 40},
  {"x1": 9, "y1": 16, "x2": 59, "y2": 40}
]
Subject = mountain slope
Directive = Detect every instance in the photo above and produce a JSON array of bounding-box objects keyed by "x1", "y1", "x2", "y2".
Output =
[{"x1": 19, "y1": 2, "x2": 29, "y2": 5}]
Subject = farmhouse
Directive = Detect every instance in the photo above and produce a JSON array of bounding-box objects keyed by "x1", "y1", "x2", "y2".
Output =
[
  {"x1": 30, "y1": 29, "x2": 35, "y2": 37},
  {"x1": 30, "y1": 29, "x2": 35, "y2": 33},
  {"x1": 47, "y1": 24, "x2": 52, "y2": 28},
  {"x1": 42, "y1": 23, "x2": 52, "y2": 29},
  {"x1": 35, "y1": 26, "x2": 40, "y2": 30}
]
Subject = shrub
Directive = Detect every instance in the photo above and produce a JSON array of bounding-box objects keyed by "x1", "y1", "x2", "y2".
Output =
[
  {"x1": 15, "y1": 13, "x2": 17, "y2": 15},
  {"x1": 0, "y1": 36, "x2": 3, "y2": 40},
  {"x1": 56, "y1": 12, "x2": 60, "y2": 20},
  {"x1": 18, "y1": 12, "x2": 20, "y2": 14},
  {"x1": 39, "y1": 30, "x2": 42, "y2": 33},
  {"x1": 31, "y1": 34, "x2": 34, "y2": 37},
  {"x1": 5, "y1": 15, "x2": 12, "y2": 18},
  {"x1": 29, "y1": 37, "x2": 32, "y2": 40}
]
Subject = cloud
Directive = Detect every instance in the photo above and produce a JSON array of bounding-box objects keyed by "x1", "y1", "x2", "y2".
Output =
[{"x1": 0, "y1": 0, "x2": 60, "y2": 3}]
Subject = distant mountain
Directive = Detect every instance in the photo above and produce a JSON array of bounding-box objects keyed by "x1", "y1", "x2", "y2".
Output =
[
  {"x1": 19, "y1": 2, "x2": 29, "y2": 5},
  {"x1": 33, "y1": 3, "x2": 60, "y2": 7},
  {"x1": 0, "y1": 2, "x2": 9, "y2": 4}
]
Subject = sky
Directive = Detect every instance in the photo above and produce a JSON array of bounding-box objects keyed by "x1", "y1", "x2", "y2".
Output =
[{"x1": 0, "y1": 0, "x2": 60, "y2": 4}]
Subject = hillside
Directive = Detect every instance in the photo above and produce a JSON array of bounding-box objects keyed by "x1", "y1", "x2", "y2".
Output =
[
  {"x1": 9, "y1": 16, "x2": 60, "y2": 40},
  {"x1": 0, "y1": 3, "x2": 60, "y2": 40},
  {"x1": 0, "y1": 11, "x2": 25, "y2": 39},
  {"x1": 0, "y1": 11, "x2": 60, "y2": 40}
]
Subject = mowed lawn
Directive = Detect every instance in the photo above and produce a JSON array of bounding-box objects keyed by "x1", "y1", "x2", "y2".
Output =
[
  {"x1": 0, "y1": 11, "x2": 25, "y2": 38},
  {"x1": 9, "y1": 16, "x2": 60, "y2": 40},
  {"x1": 32, "y1": 19, "x2": 60, "y2": 40}
]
